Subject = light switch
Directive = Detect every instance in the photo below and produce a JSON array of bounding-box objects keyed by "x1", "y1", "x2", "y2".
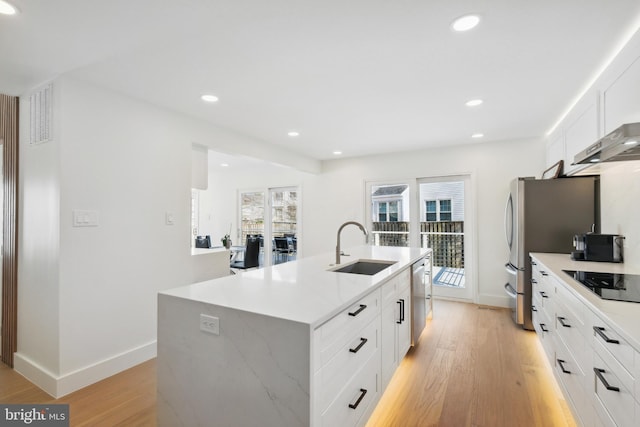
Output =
[
  {"x1": 73, "y1": 210, "x2": 99, "y2": 227},
  {"x1": 165, "y1": 212, "x2": 175, "y2": 225}
]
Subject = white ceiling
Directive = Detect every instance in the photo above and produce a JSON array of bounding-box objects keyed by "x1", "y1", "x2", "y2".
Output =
[{"x1": 2, "y1": 0, "x2": 640, "y2": 161}]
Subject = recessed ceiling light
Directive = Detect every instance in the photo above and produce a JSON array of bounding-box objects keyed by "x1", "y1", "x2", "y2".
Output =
[
  {"x1": 220, "y1": 163, "x2": 229, "y2": 167},
  {"x1": 624, "y1": 139, "x2": 638, "y2": 146},
  {"x1": 452, "y1": 14, "x2": 480, "y2": 32},
  {"x1": 590, "y1": 158, "x2": 600, "y2": 163},
  {"x1": 333, "y1": 151, "x2": 342, "y2": 155},
  {"x1": 287, "y1": 131, "x2": 300, "y2": 137},
  {"x1": 471, "y1": 133, "x2": 484, "y2": 138},
  {"x1": 0, "y1": 1, "x2": 18, "y2": 15},
  {"x1": 201, "y1": 94, "x2": 219, "y2": 103},
  {"x1": 465, "y1": 99, "x2": 483, "y2": 107}
]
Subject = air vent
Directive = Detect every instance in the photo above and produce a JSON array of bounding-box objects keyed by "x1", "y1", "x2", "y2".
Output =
[{"x1": 29, "y1": 83, "x2": 53, "y2": 145}]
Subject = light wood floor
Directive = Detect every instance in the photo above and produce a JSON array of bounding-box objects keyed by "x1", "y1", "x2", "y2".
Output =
[
  {"x1": 0, "y1": 300, "x2": 575, "y2": 427},
  {"x1": 367, "y1": 300, "x2": 577, "y2": 427}
]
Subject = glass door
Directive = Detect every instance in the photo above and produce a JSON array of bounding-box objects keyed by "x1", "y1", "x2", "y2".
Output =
[
  {"x1": 270, "y1": 187, "x2": 298, "y2": 265},
  {"x1": 368, "y1": 182, "x2": 411, "y2": 247},
  {"x1": 418, "y1": 175, "x2": 474, "y2": 301}
]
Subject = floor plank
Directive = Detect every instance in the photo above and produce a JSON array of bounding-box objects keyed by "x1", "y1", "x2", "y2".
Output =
[{"x1": 1, "y1": 301, "x2": 575, "y2": 426}]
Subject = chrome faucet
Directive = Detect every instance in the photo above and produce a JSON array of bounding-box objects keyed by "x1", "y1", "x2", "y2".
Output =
[{"x1": 336, "y1": 221, "x2": 369, "y2": 264}]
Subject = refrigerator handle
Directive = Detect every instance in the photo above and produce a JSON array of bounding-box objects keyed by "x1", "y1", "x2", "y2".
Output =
[
  {"x1": 504, "y1": 194, "x2": 512, "y2": 250},
  {"x1": 505, "y1": 263, "x2": 517, "y2": 275},
  {"x1": 504, "y1": 283, "x2": 517, "y2": 298}
]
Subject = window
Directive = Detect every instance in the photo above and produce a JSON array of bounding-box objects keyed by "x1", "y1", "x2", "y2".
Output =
[
  {"x1": 440, "y1": 199, "x2": 452, "y2": 221},
  {"x1": 240, "y1": 191, "x2": 265, "y2": 244},
  {"x1": 376, "y1": 201, "x2": 400, "y2": 222},
  {"x1": 369, "y1": 183, "x2": 410, "y2": 247},
  {"x1": 425, "y1": 200, "x2": 437, "y2": 221},
  {"x1": 425, "y1": 199, "x2": 451, "y2": 221}
]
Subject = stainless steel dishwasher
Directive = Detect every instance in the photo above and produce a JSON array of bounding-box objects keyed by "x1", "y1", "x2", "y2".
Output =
[{"x1": 411, "y1": 258, "x2": 426, "y2": 345}]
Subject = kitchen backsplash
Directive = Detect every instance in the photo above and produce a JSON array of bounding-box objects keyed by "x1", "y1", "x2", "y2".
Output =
[{"x1": 599, "y1": 160, "x2": 640, "y2": 268}]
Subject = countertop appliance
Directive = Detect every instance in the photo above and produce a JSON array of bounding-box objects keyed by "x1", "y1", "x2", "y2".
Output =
[
  {"x1": 563, "y1": 270, "x2": 640, "y2": 303},
  {"x1": 574, "y1": 122, "x2": 640, "y2": 164},
  {"x1": 504, "y1": 176, "x2": 599, "y2": 330},
  {"x1": 411, "y1": 258, "x2": 426, "y2": 345},
  {"x1": 571, "y1": 233, "x2": 623, "y2": 262}
]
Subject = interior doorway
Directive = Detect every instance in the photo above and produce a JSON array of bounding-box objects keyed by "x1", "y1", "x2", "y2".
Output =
[{"x1": 418, "y1": 175, "x2": 475, "y2": 302}]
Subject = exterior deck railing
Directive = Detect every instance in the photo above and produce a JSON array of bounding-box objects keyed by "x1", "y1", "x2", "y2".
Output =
[{"x1": 372, "y1": 221, "x2": 464, "y2": 268}]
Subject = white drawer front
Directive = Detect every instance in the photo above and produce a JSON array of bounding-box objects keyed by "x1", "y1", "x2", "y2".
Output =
[
  {"x1": 555, "y1": 277, "x2": 587, "y2": 336},
  {"x1": 554, "y1": 335, "x2": 591, "y2": 422},
  {"x1": 321, "y1": 350, "x2": 379, "y2": 427},
  {"x1": 592, "y1": 316, "x2": 635, "y2": 376},
  {"x1": 319, "y1": 317, "x2": 379, "y2": 411},
  {"x1": 593, "y1": 351, "x2": 635, "y2": 427},
  {"x1": 318, "y1": 290, "x2": 380, "y2": 366},
  {"x1": 555, "y1": 299, "x2": 589, "y2": 371}
]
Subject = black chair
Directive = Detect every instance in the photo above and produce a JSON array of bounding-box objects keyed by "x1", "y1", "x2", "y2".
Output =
[
  {"x1": 273, "y1": 237, "x2": 291, "y2": 264},
  {"x1": 195, "y1": 235, "x2": 211, "y2": 248},
  {"x1": 231, "y1": 237, "x2": 260, "y2": 269}
]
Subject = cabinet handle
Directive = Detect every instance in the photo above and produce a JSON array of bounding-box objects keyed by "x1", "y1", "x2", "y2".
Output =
[
  {"x1": 348, "y1": 304, "x2": 367, "y2": 317},
  {"x1": 557, "y1": 359, "x2": 571, "y2": 374},
  {"x1": 531, "y1": 261, "x2": 537, "y2": 266},
  {"x1": 593, "y1": 326, "x2": 619, "y2": 344},
  {"x1": 541, "y1": 271, "x2": 548, "y2": 276},
  {"x1": 594, "y1": 368, "x2": 620, "y2": 392},
  {"x1": 396, "y1": 301, "x2": 402, "y2": 324},
  {"x1": 558, "y1": 317, "x2": 571, "y2": 328},
  {"x1": 348, "y1": 388, "x2": 368, "y2": 409},
  {"x1": 531, "y1": 279, "x2": 538, "y2": 284},
  {"x1": 400, "y1": 299, "x2": 405, "y2": 323},
  {"x1": 349, "y1": 338, "x2": 368, "y2": 353},
  {"x1": 539, "y1": 291, "x2": 548, "y2": 299},
  {"x1": 539, "y1": 323, "x2": 548, "y2": 332},
  {"x1": 532, "y1": 305, "x2": 537, "y2": 312}
]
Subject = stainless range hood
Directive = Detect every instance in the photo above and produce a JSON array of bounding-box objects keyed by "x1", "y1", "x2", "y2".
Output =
[{"x1": 574, "y1": 122, "x2": 640, "y2": 165}]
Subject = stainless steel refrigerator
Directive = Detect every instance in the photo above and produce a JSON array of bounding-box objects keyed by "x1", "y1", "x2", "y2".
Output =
[{"x1": 504, "y1": 176, "x2": 599, "y2": 330}]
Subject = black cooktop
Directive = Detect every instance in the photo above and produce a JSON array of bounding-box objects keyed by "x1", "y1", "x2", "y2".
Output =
[{"x1": 563, "y1": 270, "x2": 640, "y2": 303}]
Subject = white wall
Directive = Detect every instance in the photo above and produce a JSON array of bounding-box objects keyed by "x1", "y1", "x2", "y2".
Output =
[
  {"x1": 17, "y1": 76, "x2": 316, "y2": 397},
  {"x1": 599, "y1": 161, "x2": 640, "y2": 268},
  {"x1": 203, "y1": 138, "x2": 545, "y2": 306}
]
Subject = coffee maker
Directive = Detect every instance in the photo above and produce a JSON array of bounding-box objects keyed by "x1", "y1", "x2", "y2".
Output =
[{"x1": 572, "y1": 233, "x2": 623, "y2": 262}]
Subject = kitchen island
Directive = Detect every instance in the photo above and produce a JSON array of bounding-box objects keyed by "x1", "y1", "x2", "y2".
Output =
[{"x1": 157, "y1": 245, "x2": 429, "y2": 427}]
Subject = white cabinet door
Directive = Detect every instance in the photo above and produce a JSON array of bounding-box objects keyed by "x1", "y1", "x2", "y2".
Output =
[
  {"x1": 564, "y1": 101, "x2": 598, "y2": 174},
  {"x1": 546, "y1": 133, "x2": 565, "y2": 169},
  {"x1": 380, "y1": 296, "x2": 397, "y2": 389},
  {"x1": 603, "y1": 56, "x2": 640, "y2": 134},
  {"x1": 397, "y1": 285, "x2": 412, "y2": 360}
]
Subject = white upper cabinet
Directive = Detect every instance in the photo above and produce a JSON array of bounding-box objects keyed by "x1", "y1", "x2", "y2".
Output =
[
  {"x1": 546, "y1": 28, "x2": 640, "y2": 174},
  {"x1": 546, "y1": 132, "x2": 565, "y2": 169},
  {"x1": 564, "y1": 100, "x2": 599, "y2": 175},
  {"x1": 603, "y1": 55, "x2": 640, "y2": 134}
]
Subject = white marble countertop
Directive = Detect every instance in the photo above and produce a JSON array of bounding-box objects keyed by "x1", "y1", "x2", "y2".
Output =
[
  {"x1": 162, "y1": 245, "x2": 429, "y2": 328},
  {"x1": 530, "y1": 252, "x2": 640, "y2": 351}
]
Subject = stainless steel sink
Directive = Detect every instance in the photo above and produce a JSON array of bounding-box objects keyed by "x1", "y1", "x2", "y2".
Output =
[{"x1": 330, "y1": 259, "x2": 396, "y2": 275}]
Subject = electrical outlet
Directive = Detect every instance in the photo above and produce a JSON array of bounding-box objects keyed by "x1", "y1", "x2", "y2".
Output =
[{"x1": 200, "y1": 314, "x2": 219, "y2": 335}]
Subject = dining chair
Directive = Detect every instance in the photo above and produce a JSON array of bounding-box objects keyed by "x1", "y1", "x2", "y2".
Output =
[{"x1": 231, "y1": 237, "x2": 260, "y2": 269}]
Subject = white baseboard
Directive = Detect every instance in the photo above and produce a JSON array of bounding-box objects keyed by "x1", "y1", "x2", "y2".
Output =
[
  {"x1": 477, "y1": 293, "x2": 511, "y2": 308},
  {"x1": 14, "y1": 341, "x2": 156, "y2": 398}
]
